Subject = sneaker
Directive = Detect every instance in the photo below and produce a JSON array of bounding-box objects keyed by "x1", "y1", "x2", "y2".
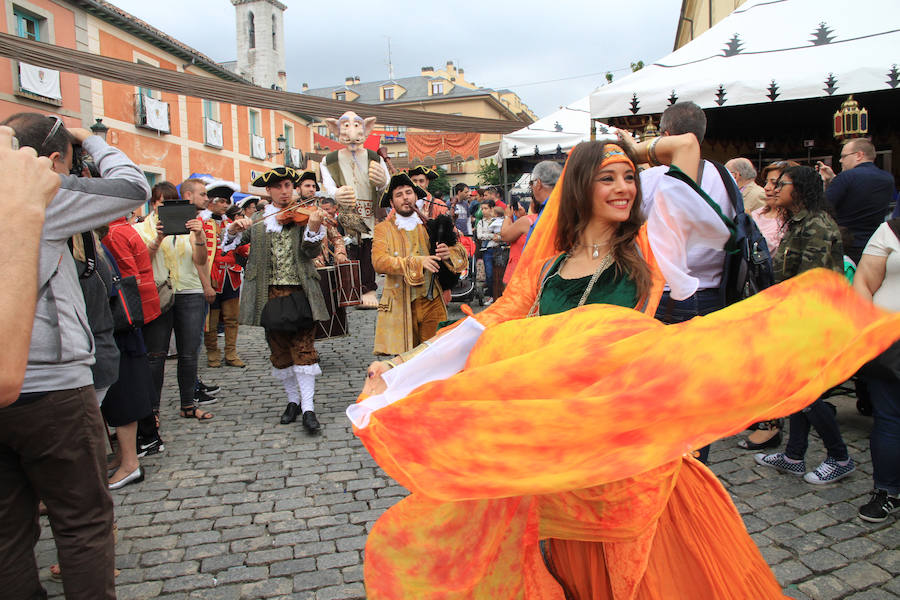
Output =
[
  {"x1": 194, "y1": 388, "x2": 218, "y2": 405},
  {"x1": 858, "y1": 489, "x2": 899, "y2": 523},
  {"x1": 137, "y1": 434, "x2": 165, "y2": 458},
  {"x1": 197, "y1": 379, "x2": 220, "y2": 394},
  {"x1": 754, "y1": 452, "x2": 805, "y2": 476},
  {"x1": 803, "y1": 456, "x2": 855, "y2": 484}
]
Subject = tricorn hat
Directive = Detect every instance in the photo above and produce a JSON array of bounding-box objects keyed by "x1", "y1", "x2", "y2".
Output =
[
  {"x1": 251, "y1": 166, "x2": 300, "y2": 188},
  {"x1": 407, "y1": 165, "x2": 439, "y2": 181},
  {"x1": 380, "y1": 172, "x2": 428, "y2": 208},
  {"x1": 296, "y1": 170, "x2": 320, "y2": 191}
]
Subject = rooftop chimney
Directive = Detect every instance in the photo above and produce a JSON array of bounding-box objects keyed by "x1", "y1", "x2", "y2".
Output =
[
  {"x1": 345, "y1": 76, "x2": 354, "y2": 86},
  {"x1": 421, "y1": 66, "x2": 434, "y2": 75},
  {"x1": 302, "y1": 82, "x2": 309, "y2": 91},
  {"x1": 355, "y1": 76, "x2": 360, "y2": 83}
]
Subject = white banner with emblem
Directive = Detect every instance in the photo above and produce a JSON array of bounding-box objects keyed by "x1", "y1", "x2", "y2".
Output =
[
  {"x1": 18, "y1": 62, "x2": 61, "y2": 99},
  {"x1": 143, "y1": 96, "x2": 170, "y2": 132}
]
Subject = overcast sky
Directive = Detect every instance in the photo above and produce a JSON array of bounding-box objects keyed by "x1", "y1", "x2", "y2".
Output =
[{"x1": 109, "y1": 0, "x2": 681, "y2": 118}]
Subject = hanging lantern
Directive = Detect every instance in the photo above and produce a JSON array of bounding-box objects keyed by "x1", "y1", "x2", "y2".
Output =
[
  {"x1": 642, "y1": 120, "x2": 659, "y2": 141},
  {"x1": 833, "y1": 95, "x2": 869, "y2": 140}
]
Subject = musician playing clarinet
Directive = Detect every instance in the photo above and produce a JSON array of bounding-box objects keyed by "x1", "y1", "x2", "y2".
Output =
[
  {"x1": 222, "y1": 166, "x2": 329, "y2": 432},
  {"x1": 372, "y1": 173, "x2": 467, "y2": 356}
]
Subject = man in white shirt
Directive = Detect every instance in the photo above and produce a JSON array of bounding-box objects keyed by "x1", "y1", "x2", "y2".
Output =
[{"x1": 641, "y1": 102, "x2": 736, "y2": 463}]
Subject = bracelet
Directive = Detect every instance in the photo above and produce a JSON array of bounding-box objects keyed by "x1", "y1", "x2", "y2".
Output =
[
  {"x1": 194, "y1": 242, "x2": 206, "y2": 246},
  {"x1": 385, "y1": 360, "x2": 397, "y2": 369},
  {"x1": 647, "y1": 137, "x2": 662, "y2": 167}
]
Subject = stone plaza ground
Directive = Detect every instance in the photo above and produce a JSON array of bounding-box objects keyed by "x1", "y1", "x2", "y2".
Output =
[{"x1": 36, "y1": 302, "x2": 899, "y2": 599}]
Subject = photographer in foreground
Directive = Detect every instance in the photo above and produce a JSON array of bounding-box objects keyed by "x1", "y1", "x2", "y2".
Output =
[{"x1": 0, "y1": 112, "x2": 150, "y2": 600}]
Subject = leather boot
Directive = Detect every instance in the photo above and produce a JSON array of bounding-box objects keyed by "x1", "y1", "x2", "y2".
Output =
[
  {"x1": 221, "y1": 298, "x2": 245, "y2": 367},
  {"x1": 205, "y1": 308, "x2": 222, "y2": 367}
]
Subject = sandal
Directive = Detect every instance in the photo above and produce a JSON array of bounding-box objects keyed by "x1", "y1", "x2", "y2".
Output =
[
  {"x1": 180, "y1": 405, "x2": 213, "y2": 421},
  {"x1": 738, "y1": 419, "x2": 782, "y2": 450}
]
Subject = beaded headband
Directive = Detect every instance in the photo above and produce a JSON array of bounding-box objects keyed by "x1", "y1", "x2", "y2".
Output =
[{"x1": 599, "y1": 144, "x2": 635, "y2": 171}]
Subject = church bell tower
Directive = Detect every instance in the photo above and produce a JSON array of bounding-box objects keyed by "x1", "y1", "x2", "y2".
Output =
[{"x1": 232, "y1": 0, "x2": 287, "y2": 90}]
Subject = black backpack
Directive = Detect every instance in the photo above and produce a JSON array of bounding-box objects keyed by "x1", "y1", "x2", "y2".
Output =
[{"x1": 704, "y1": 161, "x2": 775, "y2": 305}]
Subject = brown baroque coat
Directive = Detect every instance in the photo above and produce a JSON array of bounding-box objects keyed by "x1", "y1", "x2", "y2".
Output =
[
  {"x1": 234, "y1": 218, "x2": 329, "y2": 327},
  {"x1": 372, "y1": 216, "x2": 468, "y2": 355}
]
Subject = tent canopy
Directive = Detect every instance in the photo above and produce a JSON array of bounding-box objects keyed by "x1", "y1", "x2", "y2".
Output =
[
  {"x1": 590, "y1": 0, "x2": 900, "y2": 120},
  {"x1": 498, "y1": 96, "x2": 593, "y2": 160}
]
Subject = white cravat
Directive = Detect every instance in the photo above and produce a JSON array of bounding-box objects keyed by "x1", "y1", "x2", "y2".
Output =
[
  {"x1": 394, "y1": 212, "x2": 422, "y2": 232},
  {"x1": 263, "y1": 203, "x2": 283, "y2": 233}
]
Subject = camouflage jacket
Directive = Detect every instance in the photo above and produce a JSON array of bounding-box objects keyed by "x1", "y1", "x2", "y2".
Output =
[{"x1": 773, "y1": 209, "x2": 843, "y2": 283}]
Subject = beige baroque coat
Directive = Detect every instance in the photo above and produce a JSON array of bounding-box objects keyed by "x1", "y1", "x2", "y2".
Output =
[
  {"x1": 234, "y1": 218, "x2": 329, "y2": 327},
  {"x1": 372, "y1": 216, "x2": 468, "y2": 355}
]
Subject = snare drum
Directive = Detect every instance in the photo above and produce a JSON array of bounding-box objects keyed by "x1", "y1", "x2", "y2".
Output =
[
  {"x1": 336, "y1": 260, "x2": 362, "y2": 307},
  {"x1": 315, "y1": 266, "x2": 348, "y2": 339}
]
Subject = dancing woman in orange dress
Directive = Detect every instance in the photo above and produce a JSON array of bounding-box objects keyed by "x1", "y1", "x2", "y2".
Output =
[{"x1": 349, "y1": 132, "x2": 900, "y2": 599}]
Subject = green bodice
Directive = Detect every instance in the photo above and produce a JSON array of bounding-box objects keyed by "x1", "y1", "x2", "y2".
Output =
[{"x1": 538, "y1": 254, "x2": 638, "y2": 316}]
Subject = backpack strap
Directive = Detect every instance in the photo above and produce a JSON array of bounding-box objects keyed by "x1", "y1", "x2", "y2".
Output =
[
  {"x1": 709, "y1": 160, "x2": 746, "y2": 216},
  {"x1": 665, "y1": 166, "x2": 738, "y2": 253}
]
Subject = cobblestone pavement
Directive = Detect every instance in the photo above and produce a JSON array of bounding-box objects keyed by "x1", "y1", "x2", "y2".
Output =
[{"x1": 36, "y1": 300, "x2": 898, "y2": 599}]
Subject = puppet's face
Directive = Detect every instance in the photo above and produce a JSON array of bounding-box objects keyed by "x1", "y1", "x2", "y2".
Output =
[{"x1": 326, "y1": 111, "x2": 375, "y2": 151}]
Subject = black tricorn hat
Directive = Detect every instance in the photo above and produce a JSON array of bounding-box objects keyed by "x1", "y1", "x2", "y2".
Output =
[
  {"x1": 296, "y1": 170, "x2": 320, "y2": 191},
  {"x1": 407, "y1": 165, "x2": 439, "y2": 180},
  {"x1": 251, "y1": 166, "x2": 300, "y2": 188},
  {"x1": 380, "y1": 172, "x2": 428, "y2": 207}
]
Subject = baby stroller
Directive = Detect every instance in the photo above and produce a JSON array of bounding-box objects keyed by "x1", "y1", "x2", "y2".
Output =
[{"x1": 450, "y1": 241, "x2": 484, "y2": 306}]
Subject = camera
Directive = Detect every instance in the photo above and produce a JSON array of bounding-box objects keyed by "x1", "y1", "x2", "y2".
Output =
[{"x1": 69, "y1": 145, "x2": 100, "y2": 177}]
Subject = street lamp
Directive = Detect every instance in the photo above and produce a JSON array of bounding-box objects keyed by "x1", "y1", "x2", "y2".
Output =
[
  {"x1": 755, "y1": 141, "x2": 766, "y2": 172},
  {"x1": 89, "y1": 118, "x2": 109, "y2": 141},
  {"x1": 267, "y1": 134, "x2": 287, "y2": 162},
  {"x1": 803, "y1": 139, "x2": 815, "y2": 165}
]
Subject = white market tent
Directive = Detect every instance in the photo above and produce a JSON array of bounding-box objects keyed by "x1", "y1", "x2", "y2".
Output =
[
  {"x1": 498, "y1": 96, "x2": 593, "y2": 160},
  {"x1": 589, "y1": 0, "x2": 900, "y2": 121}
]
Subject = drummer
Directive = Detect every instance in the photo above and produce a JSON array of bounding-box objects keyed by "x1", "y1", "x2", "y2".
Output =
[
  {"x1": 221, "y1": 166, "x2": 329, "y2": 432},
  {"x1": 314, "y1": 197, "x2": 349, "y2": 268}
]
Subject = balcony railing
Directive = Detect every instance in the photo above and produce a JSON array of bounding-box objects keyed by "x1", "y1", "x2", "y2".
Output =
[
  {"x1": 204, "y1": 117, "x2": 223, "y2": 148},
  {"x1": 135, "y1": 94, "x2": 171, "y2": 134},
  {"x1": 286, "y1": 146, "x2": 304, "y2": 169}
]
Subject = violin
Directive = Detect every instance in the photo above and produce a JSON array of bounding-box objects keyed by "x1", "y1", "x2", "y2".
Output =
[{"x1": 275, "y1": 201, "x2": 316, "y2": 227}]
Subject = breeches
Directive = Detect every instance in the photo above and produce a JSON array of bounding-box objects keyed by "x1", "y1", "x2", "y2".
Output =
[{"x1": 265, "y1": 285, "x2": 318, "y2": 369}]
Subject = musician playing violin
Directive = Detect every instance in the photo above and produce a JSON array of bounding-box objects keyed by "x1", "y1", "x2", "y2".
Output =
[{"x1": 221, "y1": 166, "x2": 329, "y2": 431}]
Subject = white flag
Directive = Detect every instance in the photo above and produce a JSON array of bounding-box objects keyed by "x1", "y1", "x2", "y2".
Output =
[
  {"x1": 19, "y1": 62, "x2": 61, "y2": 100},
  {"x1": 143, "y1": 96, "x2": 170, "y2": 133}
]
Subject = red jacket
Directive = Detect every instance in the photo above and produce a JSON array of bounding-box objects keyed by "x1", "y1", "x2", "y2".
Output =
[
  {"x1": 208, "y1": 216, "x2": 247, "y2": 293},
  {"x1": 103, "y1": 217, "x2": 162, "y2": 323}
]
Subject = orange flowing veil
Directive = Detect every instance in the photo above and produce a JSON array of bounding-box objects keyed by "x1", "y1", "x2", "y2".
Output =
[{"x1": 352, "y1": 163, "x2": 900, "y2": 599}]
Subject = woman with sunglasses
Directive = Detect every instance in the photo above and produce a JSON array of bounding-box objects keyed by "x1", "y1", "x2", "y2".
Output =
[
  {"x1": 737, "y1": 160, "x2": 801, "y2": 451},
  {"x1": 755, "y1": 166, "x2": 855, "y2": 484}
]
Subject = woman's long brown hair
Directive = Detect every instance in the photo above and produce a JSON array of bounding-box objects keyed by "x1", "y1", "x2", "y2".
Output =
[{"x1": 554, "y1": 141, "x2": 651, "y2": 302}]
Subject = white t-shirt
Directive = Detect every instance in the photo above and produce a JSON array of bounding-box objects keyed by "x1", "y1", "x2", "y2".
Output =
[{"x1": 861, "y1": 221, "x2": 900, "y2": 312}]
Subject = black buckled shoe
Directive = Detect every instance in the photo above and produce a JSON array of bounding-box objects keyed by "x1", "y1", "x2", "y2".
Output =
[
  {"x1": 280, "y1": 402, "x2": 301, "y2": 424},
  {"x1": 302, "y1": 410, "x2": 321, "y2": 433}
]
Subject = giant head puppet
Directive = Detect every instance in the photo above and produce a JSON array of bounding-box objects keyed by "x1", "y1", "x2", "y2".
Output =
[
  {"x1": 320, "y1": 111, "x2": 390, "y2": 234},
  {"x1": 326, "y1": 111, "x2": 376, "y2": 152}
]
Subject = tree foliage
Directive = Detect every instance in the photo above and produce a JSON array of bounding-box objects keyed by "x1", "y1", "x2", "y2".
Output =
[
  {"x1": 477, "y1": 159, "x2": 501, "y2": 186},
  {"x1": 428, "y1": 166, "x2": 451, "y2": 197}
]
